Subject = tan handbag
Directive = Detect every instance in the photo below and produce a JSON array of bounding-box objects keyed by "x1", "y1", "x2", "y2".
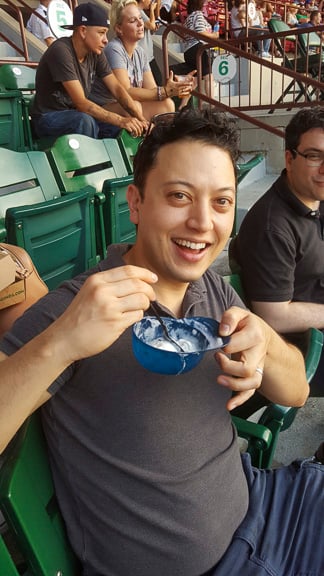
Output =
[{"x1": 0, "y1": 243, "x2": 48, "y2": 338}]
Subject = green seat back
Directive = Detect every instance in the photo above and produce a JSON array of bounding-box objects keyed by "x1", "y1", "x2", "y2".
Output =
[
  {"x1": 47, "y1": 134, "x2": 128, "y2": 194},
  {"x1": 102, "y1": 175, "x2": 136, "y2": 244},
  {"x1": 5, "y1": 188, "x2": 99, "y2": 290},
  {"x1": 46, "y1": 134, "x2": 133, "y2": 258},
  {"x1": 225, "y1": 273, "x2": 323, "y2": 468},
  {"x1": 0, "y1": 65, "x2": 36, "y2": 151},
  {"x1": 0, "y1": 91, "x2": 26, "y2": 152},
  {"x1": 116, "y1": 130, "x2": 143, "y2": 175},
  {"x1": 0, "y1": 64, "x2": 36, "y2": 92},
  {"x1": 0, "y1": 148, "x2": 61, "y2": 241},
  {"x1": 0, "y1": 413, "x2": 79, "y2": 576}
]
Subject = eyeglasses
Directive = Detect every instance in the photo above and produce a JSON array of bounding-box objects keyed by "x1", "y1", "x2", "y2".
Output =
[{"x1": 293, "y1": 149, "x2": 324, "y2": 167}]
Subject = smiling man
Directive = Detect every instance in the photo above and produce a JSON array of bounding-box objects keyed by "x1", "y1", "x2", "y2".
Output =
[
  {"x1": 0, "y1": 109, "x2": 323, "y2": 575},
  {"x1": 30, "y1": 2, "x2": 147, "y2": 139},
  {"x1": 232, "y1": 106, "x2": 324, "y2": 396}
]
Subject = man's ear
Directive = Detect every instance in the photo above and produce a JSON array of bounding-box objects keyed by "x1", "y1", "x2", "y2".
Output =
[
  {"x1": 285, "y1": 149, "x2": 294, "y2": 172},
  {"x1": 127, "y1": 184, "x2": 141, "y2": 224}
]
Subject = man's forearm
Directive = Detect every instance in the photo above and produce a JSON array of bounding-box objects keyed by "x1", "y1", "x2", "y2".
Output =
[
  {"x1": 0, "y1": 325, "x2": 72, "y2": 453},
  {"x1": 252, "y1": 300, "x2": 324, "y2": 333},
  {"x1": 260, "y1": 327, "x2": 309, "y2": 407},
  {"x1": 110, "y1": 84, "x2": 143, "y2": 119},
  {"x1": 81, "y1": 98, "x2": 123, "y2": 127}
]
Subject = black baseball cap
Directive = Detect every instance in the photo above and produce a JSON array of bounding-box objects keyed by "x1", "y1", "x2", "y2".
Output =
[{"x1": 61, "y1": 2, "x2": 109, "y2": 29}]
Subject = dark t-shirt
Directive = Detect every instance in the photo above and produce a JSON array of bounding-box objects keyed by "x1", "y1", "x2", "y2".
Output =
[
  {"x1": 0, "y1": 244, "x2": 249, "y2": 576},
  {"x1": 233, "y1": 170, "x2": 324, "y2": 304},
  {"x1": 30, "y1": 36, "x2": 112, "y2": 116}
]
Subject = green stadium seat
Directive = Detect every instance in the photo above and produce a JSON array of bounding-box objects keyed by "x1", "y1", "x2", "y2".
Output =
[
  {"x1": 102, "y1": 175, "x2": 136, "y2": 244},
  {"x1": 116, "y1": 129, "x2": 143, "y2": 175},
  {"x1": 5, "y1": 188, "x2": 99, "y2": 291},
  {"x1": 46, "y1": 134, "x2": 132, "y2": 256},
  {"x1": 0, "y1": 65, "x2": 37, "y2": 150},
  {"x1": 0, "y1": 148, "x2": 61, "y2": 241},
  {"x1": 0, "y1": 91, "x2": 26, "y2": 152},
  {"x1": 0, "y1": 413, "x2": 79, "y2": 576}
]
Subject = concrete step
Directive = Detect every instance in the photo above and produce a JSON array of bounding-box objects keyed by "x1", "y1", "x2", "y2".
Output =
[{"x1": 236, "y1": 172, "x2": 278, "y2": 232}]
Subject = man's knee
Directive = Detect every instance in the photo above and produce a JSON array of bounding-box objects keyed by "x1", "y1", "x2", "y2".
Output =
[{"x1": 78, "y1": 113, "x2": 99, "y2": 138}]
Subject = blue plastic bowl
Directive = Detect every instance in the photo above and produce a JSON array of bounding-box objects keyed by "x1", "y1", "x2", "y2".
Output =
[{"x1": 132, "y1": 316, "x2": 230, "y2": 375}]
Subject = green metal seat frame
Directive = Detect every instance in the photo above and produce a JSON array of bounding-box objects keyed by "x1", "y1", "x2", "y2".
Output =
[
  {"x1": 225, "y1": 273, "x2": 323, "y2": 468},
  {"x1": 0, "y1": 413, "x2": 79, "y2": 576}
]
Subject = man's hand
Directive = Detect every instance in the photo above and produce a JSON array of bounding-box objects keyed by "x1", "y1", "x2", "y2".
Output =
[
  {"x1": 215, "y1": 306, "x2": 308, "y2": 411},
  {"x1": 119, "y1": 116, "x2": 147, "y2": 137},
  {"x1": 52, "y1": 266, "x2": 158, "y2": 366}
]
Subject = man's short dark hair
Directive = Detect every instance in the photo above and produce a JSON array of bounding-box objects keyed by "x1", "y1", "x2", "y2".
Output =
[
  {"x1": 133, "y1": 108, "x2": 240, "y2": 196},
  {"x1": 285, "y1": 106, "x2": 324, "y2": 151}
]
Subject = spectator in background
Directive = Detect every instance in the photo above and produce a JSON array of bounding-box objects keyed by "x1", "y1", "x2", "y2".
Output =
[
  {"x1": 30, "y1": 2, "x2": 147, "y2": 140},
  {"x1": 90, "y1": 0, "x2": 194, "y2": 125},
  {"x1": 183, "y1": 0, "x2": 219, "y2": 99},
  {"x1": 26, "y1": 0, "x2": 55, "y2": 47},
  {"x1": 231, "y1": 107, "x2": 324, "y2": 397},
  {"x1": 230, "y1": 0, "x2": 271, "y2": 56},
  {"x1": 136, "y1": 0, "x2": 163, "y2": 85},
  {"x1": 159, "y1": 0, "x2": 179, "y2": 23},
  {"x1": 285, "y1": 3, "x2": 299, "y2": 26}
]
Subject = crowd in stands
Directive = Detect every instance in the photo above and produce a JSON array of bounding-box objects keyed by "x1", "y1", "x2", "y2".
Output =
[{"x1": 23, "y1": 0, "x2": 324, "y2": 141}]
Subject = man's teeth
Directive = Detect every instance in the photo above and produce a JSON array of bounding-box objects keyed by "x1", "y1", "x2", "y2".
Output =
[{"x1": 175, "y1": 240, "x2": 206, "y2": 249}]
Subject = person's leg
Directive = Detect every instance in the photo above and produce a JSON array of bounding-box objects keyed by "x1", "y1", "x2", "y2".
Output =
[
  {"x1": 210, "y1": 453, "x2": 324, "y2": 575},
  {"x1": 32, "y1": 110, "x2": 99, "y2": 138},
  {"x1": 141, "y1": 98, "x2": 175, "y2": 121}
]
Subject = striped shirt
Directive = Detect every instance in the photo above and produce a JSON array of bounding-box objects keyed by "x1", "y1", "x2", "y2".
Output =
[{"x1": 183, "y1": 10, "x2": 212, "y2": 51}]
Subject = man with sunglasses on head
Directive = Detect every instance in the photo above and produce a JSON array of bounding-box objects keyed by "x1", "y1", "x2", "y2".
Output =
[
  {"x1": 31, "y1": 2, "x2": 147, "y2": 139},
  {"x1": 232, "y1": 106, "x2": 324, "y2": 397},
  {"x1": 0, "y1": 108, "x2": 323, "y2": 576}
]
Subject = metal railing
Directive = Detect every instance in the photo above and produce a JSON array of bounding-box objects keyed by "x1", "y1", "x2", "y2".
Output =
[
  {"x1": 0, "y1": 0, "x2": 76, "y2": 63},
  {"x1": 162, "y1": 22, "x2": 324, "y2": 138}
]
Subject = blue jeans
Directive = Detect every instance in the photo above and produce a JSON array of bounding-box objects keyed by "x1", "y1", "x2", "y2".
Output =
[
  {"x1": 32, "y1": 110, "x2": 100, "y2": 139},
  {"x1": 206, "y1": 453, "x2": 324, "y2": 575}
]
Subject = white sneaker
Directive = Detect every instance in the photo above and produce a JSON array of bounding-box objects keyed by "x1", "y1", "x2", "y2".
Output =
[{"x1": 259, "y1": 51, "x2": 271, "y2": 58}]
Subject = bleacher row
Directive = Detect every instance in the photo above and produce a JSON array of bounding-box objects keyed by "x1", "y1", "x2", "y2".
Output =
[{"x1": 0, "y1": 64, "x2": 144, "y2": 290}]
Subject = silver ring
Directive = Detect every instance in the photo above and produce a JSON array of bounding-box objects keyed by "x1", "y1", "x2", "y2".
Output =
[{"x1": 255, "y1": 367, "x2": 264, "y2": 377}]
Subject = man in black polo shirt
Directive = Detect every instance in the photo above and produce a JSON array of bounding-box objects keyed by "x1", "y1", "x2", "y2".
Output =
[{"x1": 232, "y1": 106, "x2": 324, "y2": 395}]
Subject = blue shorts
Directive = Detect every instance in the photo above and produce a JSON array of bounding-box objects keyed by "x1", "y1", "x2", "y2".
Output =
[{"x1": 209, "y1": 453, "x2": 324, "y2": 575}]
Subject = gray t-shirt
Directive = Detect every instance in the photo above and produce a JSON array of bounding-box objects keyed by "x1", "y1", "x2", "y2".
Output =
[
  {"x1": 31, "y1": 36, "x2": 112, "y2": 116},
  {"x1": 0, "y1": 244, "x2": 249, "y2": 576},
  {"x1": 90, "y1": 37, "x2": 150, "y2": 106}
]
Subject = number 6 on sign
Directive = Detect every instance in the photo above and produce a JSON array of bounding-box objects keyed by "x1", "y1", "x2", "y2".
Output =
[{"x1": 212, "y1": 54, "x2": 237, "y2": 84}]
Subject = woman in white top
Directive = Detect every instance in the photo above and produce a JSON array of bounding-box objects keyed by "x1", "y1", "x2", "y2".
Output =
[{"x1": 98, "y1": 0, "x2": 194, "y2": 122}]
